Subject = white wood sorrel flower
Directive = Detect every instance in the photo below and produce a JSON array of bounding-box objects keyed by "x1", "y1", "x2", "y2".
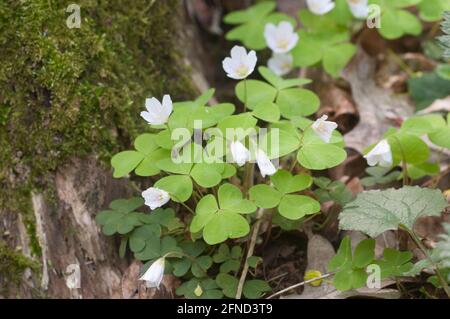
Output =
[
  {"x1": 306, "y1": 0, "x2": 335, "y2": 15},
  {"x1": 222, "y1": 45, "x2": 257, "y2": 80},
  {"x1": 230, "y1": 141, "x2": 251, "y2": 167},
  {"x1": 256, "y1": 149, "x2": 277, "y2": 177},
  {"x1": 364, "y1": 139, "x2": 393, "y2": 167},
  {"x1": 140, "y1": 95, "x2": 173, "y2": 125},
  {"x1": 268, "y1": 53, "x2": 293, "y2": 76},
  {"x1": 264, "y1": 22, "x2": 299, "y2": 54},
  {"x1": 312, "y1": 115, "x2": 338, "y2": 143},
  {"x1": 139, "y1": 257, "x2": 165, "y2": 289},
  {"x1": 347, "y1": 0, "x2": 369, "y2": 19},
  {"x1": 142, "y1": 187, "x2": 170, "y2": 210}
]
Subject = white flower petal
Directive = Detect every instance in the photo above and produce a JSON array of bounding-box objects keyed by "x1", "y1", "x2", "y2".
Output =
[
  {"x1": 364, "y1": 140, "x2": 392, "y2": 167},
  {"x1": 347, "y1": 0, "x2": 369, "y2": 19},
  {"x1": 139, "y1": 258, "x2": 165, "y2": 289},
  {"x1": 145, "y1": 97, "x2": 162, "y2": 113},
  {"x1": 264, "y1": 23, "x2": 277, "y2": 41},
  {"x1": 230, "y1": 141, "x2": 250, "y2": 166},
  {"x1": 307, "y1": 0, "x2": 335, "y2": 15},
  {"x1": 264, "y1": 21, "x2": 298, "y2": 54},
  {"x1": 162, "y1": 94, "x2": 173, "y2": 117},
  {"x1": 246, "y1": 50, "x2": 258, "y2": 72},
  {"x1": 223, "y1": 45, "x2": 257, "y2": 79},
  {"x1": 142, "y1": 187, "x2": 170, "y2": 210},
  {"x1": 256, "y1": 149, "x2": 277, "y2": 177},
  {"x1": 279, "y1": 21, "x2": 294, "y2": 34},
  {"x1": 142, "y1": 95, "x2": 172, "y2": 125},
  {"x1": 230, "y1": 45, "x2": 247, "y2": 60},
  {"x1": 268, "y1": 53, "x2": 293, "y2": 76},
  {"x1": 311, "y1": 115, "x2": 338, "y2": 143}
]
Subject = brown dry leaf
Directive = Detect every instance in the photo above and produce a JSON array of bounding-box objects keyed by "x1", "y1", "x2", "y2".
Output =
[
  {"x1": 289, "y1": 234, "x2": 336, "y2": 299},
  {"x1": 342, "y1": 49, "x2": 414, "y2": 154},
  {"x1": 316, "y1": 82, "x2": 359, "y2": 133}
]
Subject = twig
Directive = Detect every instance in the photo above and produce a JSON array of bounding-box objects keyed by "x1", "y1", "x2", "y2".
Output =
[
  {"x1": 236, "y1": 207, "x2": 265, "y2": 299},
  {"x1": 266, "y1": 272, "x2": 334, "y2": 299}
]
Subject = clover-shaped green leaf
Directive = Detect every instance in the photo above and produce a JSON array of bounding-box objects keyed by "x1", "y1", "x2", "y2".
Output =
[
  {"x1": 374, "y1": 248, "x2": 413, "y2": 279},
  {"x1": 138, "y1": 208, "x2": 184, "y2": 231},
  {"x1": 190, "y1": 184, "x2": 257, "y2": 244},
  {"x1": 172, "y1": 241, "x2": 207, "y2": 277},
  {"x1": 169, "y1": 89, "x2": 235, "y2": 130},
  {"x1": 291, "y1": 10, "x2": 355, "y2": 77},
  {"x1": 224, "y1": 1, "x2": 296, "y2": 50},
  {"x1": 313, "y1": 177, "x2": 354, "y2": 205},
  {"x1": 360, "y1": 167, "x2": 401, "y2": 187},
  {"x1": 370, "y1": 0, "x2": 422, "y2": 40},
  {"x1": 212, "y1": 244, "x2": 243, "y2": 274},
  {"x1": 296, "y1": 128, "x2": 346, "y2": 170},
  {"x1": 236, "y1": 68, "x2": 319, "y2": 118},
  {"x1": 111, "y1": 134, "x2": 170, "y2": 178},
  {"x1": 386, "y1": 132, "x2": 430, "y2": 165},
  {"x1": 154, "y1": 159, "x2": 228, "y2": 202},
  {"x1": 135, "y1": 235, "x2": 181, "y2": 262},
  {"x1": 96, "y1": 197, "x2": 145, "y2": 235},
  {"x1": 328, "y1": 237, "x2": 376, "y2": 291},
  {"x1": 418, "y1": 0, "x2": 450, "y2": 22},
  {"x1": 216, "y1": 274, "x2": 270, "y2": 299},
  {"x1": 249, "y1": 170, "x2": 319, "y2": 220},
  {"x1": 428, "y1": 113, "x2": 450, "y2": 149}
]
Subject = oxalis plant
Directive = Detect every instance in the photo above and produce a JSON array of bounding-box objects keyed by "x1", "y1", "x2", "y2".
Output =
[{"x1": 96, "y1": 1, "x2": 450, "y2": 299}]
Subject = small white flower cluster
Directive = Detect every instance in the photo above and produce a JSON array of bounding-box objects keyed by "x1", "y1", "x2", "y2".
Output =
[
  {"x1": 264, "y1": 21, "x2": 298, "y2": 76},
  {"x1": 306, "y1": 0, "x2": 369, "y2": 19}
]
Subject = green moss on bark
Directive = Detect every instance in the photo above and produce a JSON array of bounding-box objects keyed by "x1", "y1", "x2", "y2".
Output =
[
  {"x1": 0, "y1": 0, "x2": 195, "y2": 229},
  {"x1": 0, "y1": 1, "x2": 197, "y2": 290},
  {"x1": 0, "y1": 240, "x2": 40, "y2": 296}
]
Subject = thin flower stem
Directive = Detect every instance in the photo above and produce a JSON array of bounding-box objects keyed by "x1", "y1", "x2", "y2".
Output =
[
  {"x1": 266, "y1": 272, "x2": 334, "y2": 299},
  {"x1": 179, "y1": 201, "x2": 195, "y2": 215},
  {"x1": 392, "y1": 135, "x2": 409, "y2": 186},
  {"x1": 244, "y1": 163, "x2": 255, "y2": 193},
  {"x1": 236, "y1": 207, "x2": 264, "y2": 299},
  {"x1": 402, "y1": 226, "x2": 450, "y2": 298},
  {"x1": 387, "y1": 49, "x2": 415, "y2": 77},
  {"x1": 289, "y1": 157, "x2": 298, "y2": 173},
  {"x1": 243, "y1": 78, "x2": 248, "y2": 112}
]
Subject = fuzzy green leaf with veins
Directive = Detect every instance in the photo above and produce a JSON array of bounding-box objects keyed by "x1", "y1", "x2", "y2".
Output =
[{"x1": 339, "y1": 186, "x2": 448, "y2": 237}]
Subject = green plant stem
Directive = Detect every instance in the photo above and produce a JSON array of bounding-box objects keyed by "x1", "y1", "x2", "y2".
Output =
[
  {"x1": 388, "y1": 49, "x2": 415, "y2": 77},
  {"x1": 243, "y1": 78, "x2": 248, "y2": 112},
  {"x1": 236, "y1": 207, "x2": 264, "y2": 299},
  {"x1": 289, "y1": 157, "x2": 298, "y2": 173},
  {"x1": 392, "y1": 135, "x2": 409, "y2": 186},
  {"x1": 266, "y1": 272, "x2": 334, "y2": 299},
  {"x1": 244, "y1": 163, "x2": 254, "y2": 193},
  {"x1": 402, "y1": 226, "x2": 450, "y2": 298},
  {"x1": 177, "y1": 200, "x2": 195, "y2": 215}
]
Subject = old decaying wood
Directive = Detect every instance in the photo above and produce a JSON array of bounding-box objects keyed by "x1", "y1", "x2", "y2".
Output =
[
  {"x1": 29, "y1": 157, "x2": 131, "y2": 298},
  {"x1": 342, "y1": 49, "x2": 415, "y2": 153}
]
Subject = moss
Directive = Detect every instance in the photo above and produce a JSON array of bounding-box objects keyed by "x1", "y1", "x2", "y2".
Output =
[
  {"x1": 0, "y1": 240, "x2": 40, "y2": 296},
  {"x1": 0, "y1": 0, "x2": 196, "y2": 256}
]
